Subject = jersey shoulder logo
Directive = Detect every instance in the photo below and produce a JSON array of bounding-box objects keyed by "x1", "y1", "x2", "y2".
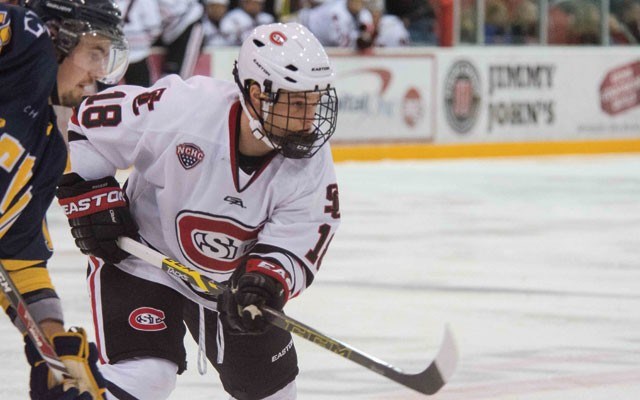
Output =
[
  {"x1": 176, "y1": 143, "x2": 205, "y2": 170},
  {"x1": 0, "y1": 11, "x2": 12, "y2": 54}
]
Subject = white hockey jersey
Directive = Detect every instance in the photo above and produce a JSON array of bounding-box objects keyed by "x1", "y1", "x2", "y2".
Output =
[
  {"x1": 202, "y1": 19, "x2": 232, "y2": 47},
  {"x1": 117, "y1": 0, "x2": 162, "y2": 63},
  {"x1": 375, "y1": 15, "x2": 411, "y2": 47},
  {"x1": 157, "y1": 0, "x2": 204, "y2": 44},
  {"x1": 296, "y1": 0, "x2": 373, "y2": 48},
  {"x1": 117, "y1": 0, "x2": 204, "y2": 62},
  {"x1": 67, "y1": 75, "x2": 340, "y2": 309}
]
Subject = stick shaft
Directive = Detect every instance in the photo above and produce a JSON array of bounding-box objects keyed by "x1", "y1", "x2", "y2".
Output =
[
  {"x1": 118, "y1": 237, "x2": 457, "y2": 395},
  {"x1": 0, "y1": 261, "x2": 69, "y2": 382}
]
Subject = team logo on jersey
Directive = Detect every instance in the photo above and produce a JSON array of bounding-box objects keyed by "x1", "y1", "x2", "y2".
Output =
[
  {"x1": 224, "y1": 196, "x2": 245, "y2": 208},
  {"x1": 0, "y1": 12, "x2": 12, "y2": 53},
  {"x1": 176, "y1": 211, "x2": 261, "y2": 272},
  {"x1": 176, "y1": 143, "x2": 205, "y2": 169},
  {"x1": 270, "y1": 31, "x2": 287, "y2": 46},
  {"x1": 128, "y1": 307, "x2": 167, "y2": 331}
]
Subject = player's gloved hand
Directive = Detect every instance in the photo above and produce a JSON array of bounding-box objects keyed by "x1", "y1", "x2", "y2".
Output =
[
  {"x1": 25, "y1": 327, "x2": 106, "y2": 400},
  {"x1": 218, "y1": 259, "x2": 289, "y2": 335},
  {"x1": 56, "y1": 174, "x2": 138, "y2": 264}
]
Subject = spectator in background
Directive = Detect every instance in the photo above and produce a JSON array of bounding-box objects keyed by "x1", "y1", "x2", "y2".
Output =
[
  {"x1": 548, "y1": 0, "x2": 635, "y2": 44},
  {"x1": 608, "y1": 10, "x2": 638, "y2": 43},
  {"x1": 116, "y1": 0, "x2": 204, "y2": 85},
  {"x1": 618, "y1": 0, "x2": 640, "y2": 41},
  {"x1": 459, "y1": 0, "x2": 478, "y2": 43},
  {"x1": 511, "y1": 0, "x2": 538, "y2": 43},
  {"x1": 548, "y1": 0, "x2": 576, "y2": 43},
  {"x1": 366, "y1": 0, "x2": 411, "y2": 46},
  {"x1": 296, "y1": 0, "x2": 374, "y2": 49},
  {"x1": 220, "y1": 0, "x2": 275, "y2": 45},
  {"x1": 117, "y1": 0, "x2": 162, "y2": 86},
  {"x1": 279, "y1": 0, "x2": 327, "y2": 22},
  {"x1": 202, "y1": 0, "x2": 232, "y2": 46},
  {"x1": 484, "y1": 0, "x2": 512, "y2": 43},
  {"x1": 155, "y1": 0, "x2": 205, "y2": 79},
  {"x1": 385, "y1": 0, "x2": 437, "y2": 44}
]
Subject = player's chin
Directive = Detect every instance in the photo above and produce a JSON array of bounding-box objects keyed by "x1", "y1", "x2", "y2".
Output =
[{"x1": 59, "y1": 90, "x2": 84, "y2": 108}]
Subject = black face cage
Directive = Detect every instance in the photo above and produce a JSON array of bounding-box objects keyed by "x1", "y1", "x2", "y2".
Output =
[
  {"x1": 262, "y1": 88, "x2": 338, "y2": 159},
  {"x1": 233, "y1": 63, "x2": 339, "y2": 159}
]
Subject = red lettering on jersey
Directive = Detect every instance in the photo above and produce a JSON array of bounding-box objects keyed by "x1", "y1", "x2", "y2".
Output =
[
  {"x1": 324, "y1": 183, "x2": 340, "y2": 219},
  {"x1": 132, "y1": 88, "x2": 166, "y2": 116},
  {"x1": 176, "y1": 211, "x2": 261, "y2": 272}
]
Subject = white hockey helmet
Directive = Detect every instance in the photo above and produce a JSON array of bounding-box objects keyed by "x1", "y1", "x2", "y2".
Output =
[{"x1": 233, "y1": 22, "x2": 338, "y2": 159}]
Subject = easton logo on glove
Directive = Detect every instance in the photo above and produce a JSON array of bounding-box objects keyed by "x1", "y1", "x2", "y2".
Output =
[{"x1": 59, "y1": 187, "x2": 127, "y2": 218}]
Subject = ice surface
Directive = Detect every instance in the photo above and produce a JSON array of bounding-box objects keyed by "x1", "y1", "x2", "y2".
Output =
[{"x1": 2, "y1": 154, "x2": 639, "y2": 399}]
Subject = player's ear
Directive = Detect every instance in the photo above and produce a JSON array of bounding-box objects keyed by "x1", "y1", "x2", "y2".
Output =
[{"x1": 248, "y1": 83, "x2": 263, "y2": 115}]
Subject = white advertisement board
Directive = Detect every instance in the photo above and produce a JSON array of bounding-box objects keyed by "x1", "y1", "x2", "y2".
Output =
[
  {"x1": 204, "y1": 48, "x2": 437, "y2": 143},
  {"x1": 185, "y1": 47, "x2": 640, "y2": 146},
  {"x1": 436, "y1": 48, "x2": 640, "y2": 144},
  {"x1": 329, "y1": 52, "x2": 436, "y2": 143}
]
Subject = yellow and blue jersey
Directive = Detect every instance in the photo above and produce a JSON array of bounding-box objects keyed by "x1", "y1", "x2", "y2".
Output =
[{"x1": 0, "y1": 4, "x2": 66, "y2": 324}]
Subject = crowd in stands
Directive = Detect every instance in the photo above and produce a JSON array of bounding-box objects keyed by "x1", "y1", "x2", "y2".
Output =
[
  {"x1": 198, "y1": 0, "x2": 421, "y2": 48},
  {"x1": 112, "y1": 0, "x2": 638, "y2": 85},
  {"x1": 461, "y1": 0, "x2": 640, "y2": 44},
  {"x1": 195, "y1": 0, "x2": 640, "y2": 47},
  {"x1": 5, "y1": 0, "x2": 635, "y2": 83}
]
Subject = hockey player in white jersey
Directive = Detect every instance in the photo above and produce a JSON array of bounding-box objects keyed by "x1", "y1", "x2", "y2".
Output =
[
  {"x1": 220, "y1": 0, "x2": 275, "y2": 45},
  {"x1": 202, "y1": 0, "x2": 232, "y2": 47},
  {"x1": 56, "y1": 22, "x2": 340, "y2": 399},
  {"x1": 296, "y1": 0, "x2": 374, "y2": 48}
]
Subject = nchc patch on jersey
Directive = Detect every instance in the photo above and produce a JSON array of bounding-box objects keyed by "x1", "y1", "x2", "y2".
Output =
[
  {"x1": 176, "y1": 143, "x2": 205, "y2": 169},
  {"x1": 67, "y1": 74, "x2": 340, "y2": 308}
]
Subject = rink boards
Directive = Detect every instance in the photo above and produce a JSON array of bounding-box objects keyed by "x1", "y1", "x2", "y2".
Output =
[{"x1": 148, "y1": 46, "x2": 640, "y2": 161}]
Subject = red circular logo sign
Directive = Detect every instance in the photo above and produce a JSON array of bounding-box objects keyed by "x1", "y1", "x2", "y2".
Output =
[
  {"x1": 402, "y1": 87, "x2": 424, "y2": 128},
  {"x1": 270, "y1": 31, "x2": 287, "y2": 46}
]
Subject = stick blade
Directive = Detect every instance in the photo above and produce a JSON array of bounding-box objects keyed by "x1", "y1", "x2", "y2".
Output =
[{"x1": 398, "y1": 324, "x2": 459, "y2": 395}]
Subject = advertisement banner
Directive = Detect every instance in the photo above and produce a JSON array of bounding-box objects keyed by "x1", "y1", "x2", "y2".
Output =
[
  {"x1": 155, "y1": 46, "x2": 640, "y2": 148},
  {"x1": 329, "y1": 52, "x2": 436, "y2": 143},
  {"x1": 204, "y1": 49, "x2": 438, "y2": 143},
  {"x1": 436, "y1": 48, "x2": 640, "y2": 144}
]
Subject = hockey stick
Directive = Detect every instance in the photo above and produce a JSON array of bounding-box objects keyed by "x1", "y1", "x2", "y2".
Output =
[
  {"x1": 0, "y1": 260, "x2": 71, "y2": 383},
  {"x1": 117, "y1": 237, "x2": 458, "y2": 395}
]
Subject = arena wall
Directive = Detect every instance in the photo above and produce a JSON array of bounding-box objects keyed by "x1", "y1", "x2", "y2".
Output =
[{"x1": 156, "y1": 46, "x2": 640, "y2": 161}]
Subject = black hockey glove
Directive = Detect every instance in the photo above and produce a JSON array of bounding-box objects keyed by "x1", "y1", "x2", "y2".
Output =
[
  {"x1": 25, "y1": 327, "x2": 106, "y2": 400},
  {"x1": 56, "y1": 174, "x2": 138, "y2": 264},
  {"x1": 218, "y1": 259, "x2": 289, "y2": 335}
]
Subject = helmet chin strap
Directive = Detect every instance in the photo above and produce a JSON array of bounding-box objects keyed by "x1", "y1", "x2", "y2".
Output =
[{"x1": 237, "y1": 91, "x2": 278, "y2": 150}]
